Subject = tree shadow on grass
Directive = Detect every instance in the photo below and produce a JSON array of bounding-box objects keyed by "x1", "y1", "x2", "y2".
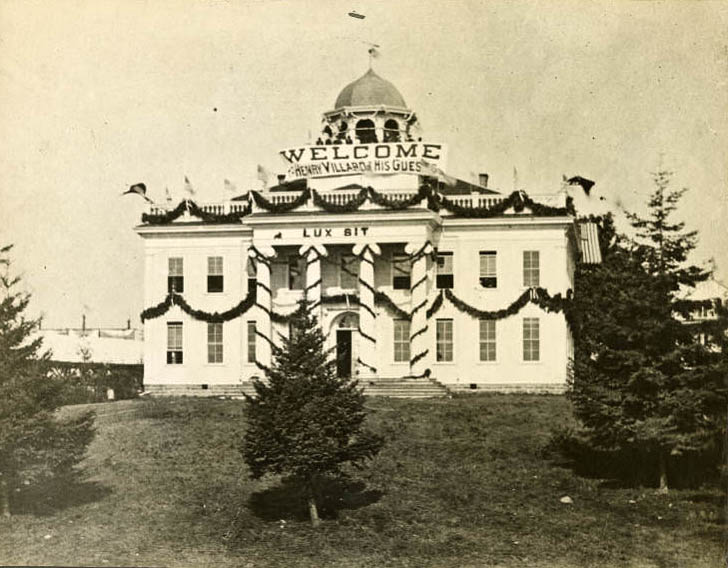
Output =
[
  {"x1": 249, "y1": 477, "x2": 383, "y2": 522},
  {"x1": 12, "y1": 476, "x2": 111, "y2": 516}
]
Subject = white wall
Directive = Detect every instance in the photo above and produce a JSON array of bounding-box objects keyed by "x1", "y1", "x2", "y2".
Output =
[{"x1": 139, "y1": 217, "x2": 575, "y2": 389}]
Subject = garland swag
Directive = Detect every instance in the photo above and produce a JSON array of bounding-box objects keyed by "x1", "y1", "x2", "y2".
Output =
[
  {"x1": 140, "y1": 287, "x2": 257, "y2": 323},
  {"x1": 141, "y1": 185, "x2": 573, "y2": 225},
  {"x1": 141, "y1": 200, "x2": 251, "y2": 225},
  {"x1": 441, "y1": 287, "x2": 573, "y2": 323},
  {"x1": 251, "y1": 187, "x2": 311, "y2": 213}
]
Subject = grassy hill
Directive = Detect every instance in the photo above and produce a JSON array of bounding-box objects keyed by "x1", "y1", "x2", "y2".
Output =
[{"x1": 0, "y1": 395, "x2": 723, "y2": 567}]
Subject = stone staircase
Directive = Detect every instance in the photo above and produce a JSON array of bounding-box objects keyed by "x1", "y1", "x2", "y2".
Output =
[{"x1": 360, "y1": 376, "x2": 450, "y2": 399}]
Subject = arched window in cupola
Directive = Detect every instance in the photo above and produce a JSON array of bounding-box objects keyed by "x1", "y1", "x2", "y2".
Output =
[
  {"x1": 355, "y1": 119, "x2": 377, "y2": 144},
  {"x1": 383, "y1": 119, "x2": 400, "y2": 142}
]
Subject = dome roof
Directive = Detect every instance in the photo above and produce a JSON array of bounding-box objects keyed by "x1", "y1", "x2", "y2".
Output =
[{"x1": 334, "y1": 69, "x2": 407, "y2": 110}]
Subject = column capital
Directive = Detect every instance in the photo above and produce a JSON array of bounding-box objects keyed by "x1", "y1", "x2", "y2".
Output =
[
  {"x1": 248, "y1": 244, "x2": 276, "y2": 260},
  {"x1": 352, "y1": 243, "x2": 381, "y2": 258},
  {"x1": 405, "y1": 241, "x2": 433, "y2": 257},
  {"x1": 298, "y1": 243, "x2": 328, "y2": 258}
]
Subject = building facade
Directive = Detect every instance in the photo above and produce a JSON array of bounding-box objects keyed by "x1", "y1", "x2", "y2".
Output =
[{"x1": 136, "y1": 68, "x2": 595, "y2": 396}]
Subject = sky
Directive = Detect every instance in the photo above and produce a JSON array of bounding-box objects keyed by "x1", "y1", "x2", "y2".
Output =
[{"x1": 0, "y1": 0, "x2": 726, "y2": 329}]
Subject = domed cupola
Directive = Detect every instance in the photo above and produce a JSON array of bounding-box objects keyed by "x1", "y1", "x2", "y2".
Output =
[
  {"x1": 334, "y1": 68, "x2": 407, "y2": 110},
  {"x1": 318, "y1": 68, "x2": 421, "y2": 146}
]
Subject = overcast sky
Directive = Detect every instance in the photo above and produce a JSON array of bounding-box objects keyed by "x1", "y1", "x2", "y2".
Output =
[{"x1": 1, "y1": 0, "x2": 726, "y2": 328}]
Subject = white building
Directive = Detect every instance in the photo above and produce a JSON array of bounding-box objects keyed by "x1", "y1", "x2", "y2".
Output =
[{"x1": 135, "y1": 68, "x2": 598, "y2": 396}]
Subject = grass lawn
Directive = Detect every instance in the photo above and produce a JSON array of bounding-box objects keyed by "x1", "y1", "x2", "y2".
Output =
[{"x1": 0, "y1": 395, "x2": 723, "y2": 567}]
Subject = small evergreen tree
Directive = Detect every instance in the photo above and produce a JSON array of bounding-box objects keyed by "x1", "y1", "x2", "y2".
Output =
[
  {"x1": 0, "y1": 245, "x2": 95, "y2": 516},
  {"x1": 570, "y1": 172, "x2": 727, "y2": 492},
  {"x1": 242, "y1": 299, "x2": 383, "y2": 526}
]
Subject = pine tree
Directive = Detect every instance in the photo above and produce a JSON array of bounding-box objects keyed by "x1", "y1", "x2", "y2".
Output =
[
  {"x1": 0, "y1": 244, "x2": 95, "y2": 516},
  {"x1": 241, "y1": 299, "x2": 384, "y2": 526},
  {"x1": 570, "y1": 172, "x2": 727, "y2": 492}
]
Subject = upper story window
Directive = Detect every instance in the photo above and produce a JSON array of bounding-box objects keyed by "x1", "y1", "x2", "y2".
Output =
[
  {"x1": 355, "y1": 119, "x2": 377, "y2": 144},
  {"x1": 207, "y1": 256, "x2": 223, "y2": 293},
  {"x1": 207, "y1": 322, "x2": 223, "y2": 364},
  {"x1": 167, "y1": 322, "x2": 183, "y2": 364},
  {"x1": 393, "y1": 319, "x2": 410, "y2": 363},
  {"x1": 479, "y1": 251, "x2": 497, "y2": 288},
  {"x1": 392, "y1": 255, "x2": 411, "y2": 290},
  {"x1": 523, "y1": 317, "x2": 540, "y2": 361},
  {"x1": 246, "y1": 258, "x2": 257, "y2": 300},
  {"x1": 288, "y1": 256, "x2": 304, "y2": 290},
  {"x1": 436, "y1": 252, "x2": 454, "y2": 289},
  {"x1": 168, "y1": 258, "x2": 184, "y2": 294},
  {"x1": 340, "y1": 255, "x2": 359, "y2": 289},
  {"x1": 523, "y1": 251, "x2": 540, "y2": 287}
]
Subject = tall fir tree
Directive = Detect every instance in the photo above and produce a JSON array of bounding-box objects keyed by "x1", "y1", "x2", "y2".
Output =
[
  {"x1": 241, "y1": 299, "x2": 383, "y2": 526},
  {"x1": 570, "y1": 172, "x2": 727, "y2": 492},
  {"x1": 0, "y1": 245, "x2": 95, "y2": 516}
]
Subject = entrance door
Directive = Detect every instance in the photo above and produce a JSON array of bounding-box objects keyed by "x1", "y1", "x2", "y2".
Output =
[{"x1": 336, "y1": 329, "x2": 352, "y2": 378}]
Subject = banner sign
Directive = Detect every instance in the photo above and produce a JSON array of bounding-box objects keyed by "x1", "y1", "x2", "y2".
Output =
[{"x1": 279, "y1": 142, "x2": 447, "y2": 180}]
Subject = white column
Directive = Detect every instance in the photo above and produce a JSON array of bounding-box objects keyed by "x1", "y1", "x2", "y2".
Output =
[
  {"x1": 300, "y1": 243, "x2": 327, "y2": 321},
  {"x1": 352, "y1": 243, "x2": 381, "y2": 379},
  {"x1": 405, "y1": 241, "x2": 434, "y2": 377},
  {"x1": 248, "y1": 244, "x2": 276, "y2": 369}
]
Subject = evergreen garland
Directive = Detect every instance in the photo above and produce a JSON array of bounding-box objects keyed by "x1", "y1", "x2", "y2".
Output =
[
  {"x1": 311, "y1": 188, "x2": 368, "y2": 213},
  {"x1": 367, "y1": 184, "x2": 429, "y2": 209},
  {"x1": 442, "y1": 287, "x2": 572, "y2": 322},
  {"x1": 434, "y1": 191, "x2": 571, "y2": 218},
  {"x1": 251, "y1": 187, "x2": 311, "y2": 213},
  {"x1": 142, "y1": 185, "x2": 573, "y2": 225},
  {"x1": 426, "y1": 291, "x2": 444, "y2": 318},
  {"x1": 141, "y1": 200, "x2": 251, "y2": 225},
  {"x1": 140, "y1": 287, "x2": 257, "y2": 323}
]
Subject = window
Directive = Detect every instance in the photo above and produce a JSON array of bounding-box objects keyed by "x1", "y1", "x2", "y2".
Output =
[
  {"x1": 479, "y1": 251, "x2": 497, "y2": 288},
  {"x1": 247, "y1": 321, "x2": 257, "y2": 363},
  {"x1": 523, "y1": 317, "x2": 540, "y2": 361},
  {"x1": 436, "y1": 319, "x2": 453, "y2": 362},
  {"x1": 207, "y1": 256, "x2": 223, "y2": 293},
  {"x1": 246, "y1": 258, "x2": 257, "y2": 300},
  {"x1": 207, "y1": 322, "x2": 223, "y2": 363},
  {"x1": 288, "y1": 256, "x2": 304, "y2": 290},
  {"x1": 393, "y1": 320, "x2": 410, "y2": 362},
  {"x1": 479, "y1": 320, "x2": 496, "y2": 361},
  {"x1": 383, "y1": 119, "x2": 400, "y2": 142},
  {"x1": 340, "y1": 255, "x2": 359, "y2": 289},
  {"x1": 523, "y1": 251, "x2": 540, "y2": 287},
  {"x1": 392, "y1": 255, "x2": 411, "y2": 290},
  {"x1": 355, "y1": 119, "x2": 377, "y2": 144},
  {"x1": 167, "y1": 322, "x2": 183, "y2": 364},
  {"x1": 168, "y1": 257, "x2": 183, "y2": 293},
  {"x1": 436, "y1": 252, "x2": 454, "y2": 289}
]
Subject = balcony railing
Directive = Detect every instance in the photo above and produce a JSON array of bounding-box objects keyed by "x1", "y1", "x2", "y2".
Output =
[{"x1": 146, "y1": 189, "x2": 567, "y2": 217}]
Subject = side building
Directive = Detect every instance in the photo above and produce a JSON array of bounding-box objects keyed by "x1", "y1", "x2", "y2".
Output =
[{"x1": 135, "y1": 68, "x2": 598, "y2": 396}]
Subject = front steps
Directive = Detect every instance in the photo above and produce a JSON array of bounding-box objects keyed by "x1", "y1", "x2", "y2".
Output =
[
  {"x1": 360, "y1": 376, "x2": 450, "y2": 398},
  {"x1": 144, "y1": 377, "x2": 450, "y2": 399}
]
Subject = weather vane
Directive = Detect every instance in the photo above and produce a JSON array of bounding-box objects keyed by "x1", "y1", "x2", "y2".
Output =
[{"x1": 346, "y1": 10, "x2": 380, "y2": 68}]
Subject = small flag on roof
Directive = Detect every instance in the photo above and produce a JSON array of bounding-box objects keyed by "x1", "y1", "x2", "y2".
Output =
[
  {"x1": 184, "y1": 176, "x2": 195, "y2": 196},
  {"x1": 224, "y1": 178, "x2": 237, "y2": 194},
  {"x1": 257, "y1": 165, "x2": 269, "y2": 188},
  {"x1": 566, "y1": 176, "x2": 596, "y2": 196},
  {"x1": 123, "y1": 183, "x2": 153, "y2": 203}
]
